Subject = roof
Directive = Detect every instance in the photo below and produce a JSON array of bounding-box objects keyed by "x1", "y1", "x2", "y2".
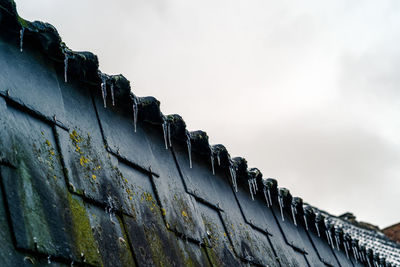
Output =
[
  {"x1": 383, "y1": 224, "x2": 400, "y2": 244},
  {"x1": 0, "y1": 0, "x2": 399, "y2": 266}
]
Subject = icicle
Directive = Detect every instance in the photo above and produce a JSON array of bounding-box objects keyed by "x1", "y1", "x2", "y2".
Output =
[
  {"x1": 162, "y1": 118, "x2": 169, "y2": 149},
  {"x1": 291, "y1": 204, "x2": 297, "y2": 226},
  {"x1": 210, "y1": 149, "x2": 215, "y2": 175},
  {"x1": 71, "y1": 260, "x2": 74, "y2": 267},
  {"x1": 64, "y1": 53, "x2": 69, "y2": 83},
  {"x1": 167, "y1": 122, "x2": 172, "y2": 147},
  {"x1": 315, "y1": 222, "x2": 321, "y2": 237},
  {"x1": 335, "y1": 235, "x2": 340, "y2": 251},
  {"x1": 47, "y1": 255, "x2": 51, "y2": 264},
  {"x1": 303, "y1": 215, "x2": 309, "y2": 230},
  {"x1": 249, "y1": 179, "x2": 257, "y2": 199},
  {"x1": 344, "y1": 241, "x2": 349, "y2": 259},
  {"x1": 110, "y1": 82, "x2": 115, "y2": 106},
  {"x1": 132, "y1": 95, "x2": 138, "y2": 133},
  {"x1": 20, "y1": 27, "x2": 25, "y2": 52},
  {"x1": 263, "y1": 187, "x2": 271, "y2": 207},
  {"x1": 278, "y1": 195, "x2": 284, "y2": 221},
  {"x1": 217, "y1": 151, "x2": 221, "y2": 166},
  {"x1": 367, "y1": 257, "x2": 372, "y2": 267},
  {"x1": 186, "y1": 131, "x2": 192, "y2": 168},
  {"x1": 327, "y1": 230, "x2": 335, "y2": 249},
  {"x1": 249, "y1": 179, "x2": 255, "y2": 200},
  {"x1": 229, "y1": 160, "x2": 238, "y2": 192},
  {"x1": 267, "y1": 188, "x2": 272, "y2": 206},
  {"x1": 353, "y1": 246, "x2": 359, "y2": 262},
  {"x1": 326, "y1": 231, "x2": 331, "y2": 245},
  {"x1": 100, "y1": 74, "x2": 108, "y2": 108}
]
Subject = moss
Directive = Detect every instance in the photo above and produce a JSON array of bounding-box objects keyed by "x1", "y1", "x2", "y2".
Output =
[{"x1": 67, "y1": 194, "x2": 102, "y2": 266}]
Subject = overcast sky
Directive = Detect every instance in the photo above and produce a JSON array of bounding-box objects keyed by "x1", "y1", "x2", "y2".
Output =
[{"x1": 17, "y1": 0, "x2": 400, "y2": 228}]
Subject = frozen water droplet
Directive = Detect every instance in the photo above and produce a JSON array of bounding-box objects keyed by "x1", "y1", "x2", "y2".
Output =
[
  {"x1": 20, "y1": 27, "x2": 25, "y2": 52},
  {"x1": 344, "y1": 241, "x2": 349, "y2": 259},
  {"x1": 291, "y1": 205, "x2": 297, "y2": 226},
  {"x1": 248, "y1": 178, "x2": 257, "y2": 200},
  {"x1": 167, "y1": 122, "x2": 172, "y2": 147},
  {"x1": 100, "y1": 74, "x2": 108, "y2": 108},
  {"x1": 263, "y1": 187, "x2": 270, "y2": 207},
  {"x1": 110, "y1": 82, "x2": 115, "y2": 106},
  {"x1": 47, "y1": 255, "x2": 51, "y2": 264},
  {"x1": 186, "y1": 131, "x2": 192, "y2": 168},
  {"x1": 248, "y1": 180, "x2": 254, "y2": 200},
  {"x1": 328, "y1": 230, "x2": 334, "y2": 249},
  {"x1": 353, "y1": 246, "x2": 358, "y2": 262},
  {"x1": 267, "y1": 188, "x2": 272, "y2": 206},
  {"x1": 303, "y1": 215, "x2": 309, "y2": 230},
  {"x1": 64, "y1": 53, "x2": 69, "y2": 83},
  {"x1": 278, "y1": 195, "x2": 284, "y2": 221},
  {"x1": 162, "y1": 118, "x2": 169, "y2": 150},
  {"x1": 315, "y1": 223, "x2": 320, "y2": 237},
  {"x1": 210, "y1": 147, "x2": 215, "y2": 175},
  {"x1": 132, "y1": 95, "x2": 138, "y2": 133},
  {"x1": 229, "y1": 159, "x2": 238, "y2": 192},
  {"x1": 335, "y1": 235, "x2": 340, "y2": 251}
]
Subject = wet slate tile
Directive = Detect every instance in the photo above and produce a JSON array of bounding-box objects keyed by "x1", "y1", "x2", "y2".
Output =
[
  {"x1": 196, "y1": 201, "x2": 241, "y2": 267},
  {"x1": 55, "y1": 79, "x2": 126, "y2": 209},
  {"x1": 200, "y1": 168, "x2": 279, "y2": 266},
  {"x1": 0, "y1": 172, "x2": 39, "y2": 267},
  {"x1": 308, "y1": 230, "x2": 340, "y2": 267},
  {"x1": 173, "y1": 142, "x2": 224, "y2": 210},
  {"x1": 0, "y1": 103, "x2": 101, "y2": 265},
  {"x1": 144, "y1": 124, "x2": 205, "y2": 243},
  {"x1": 0, "y1": 37, "x2": 65, "y2": 122},
  {"x1": 119, "y1": 160, "x2": 211, "y2": 267},
  {"x1": 86, "y1": 205, "x2": 136, "y2": 267},
  {"x1": 270, "y1": 204, "x2": 309, "y2": 253},
  {"x1": 333, "y1": 247, "x2": 354, "y2": 267},
  {"x1": 93, "y1": 92, "x2": 158, "y2": 174},
  {"x1": 261, "y1": 203, "x2": 323, "y2": 266}
]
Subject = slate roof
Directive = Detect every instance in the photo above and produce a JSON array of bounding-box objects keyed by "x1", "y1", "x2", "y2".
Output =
[{"x1": 0, "y1": 0, "x2": 399, "y2": 266}]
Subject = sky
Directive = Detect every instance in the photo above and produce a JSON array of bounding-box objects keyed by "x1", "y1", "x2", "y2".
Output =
[{"x1": 16, "y1": 0, "x2": 400, "y2": 228}]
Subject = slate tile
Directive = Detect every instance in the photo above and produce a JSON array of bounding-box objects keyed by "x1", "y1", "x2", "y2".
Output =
[
  {"x1": 0, "y1": 37, "x2": 65, "y2": 122},
  {"x1": 196, "y1": 201, "x2": 241, "y2": 267},
  {"x1": 144, "y1": 124, "x2": 206, "y2": 243},
  {"x1": 308, "y1": 230, "x2": 340, "y2": 267},
  {"x1": 93, "y1": 92, "x2": 158, "y2": 174},
  {"x1": 86, "y1": 204, "x2": 136, "y2": 267}
]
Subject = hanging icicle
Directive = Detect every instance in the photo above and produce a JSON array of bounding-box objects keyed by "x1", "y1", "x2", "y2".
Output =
[
  {"x1": 278, "y1": 194, "x2": 284, "y2": 221},
  {"x1": 210, "y1": 146, "x2": 215, "y2": 175},
  {"x1": 132, "y1": 95, "x2": 139, "y2": 133},
  {"x1": 100, "y1": 73, "x2": 108, "y2": 108},
  {"x1": 162, "y1": 117, "x2": 169, "y2": 149},
  {"x1": 344, "y1": 241, "x2": 350, "y2": 259},
  {"x1": 303, "y1": 214, "x2": 309, "y2": 230},
  {"x1": 248, "y1": 178, "x2": 257, "y2": 200},
  {"x1": 228, "y1": 159, "x2": 238, "y2": 192},
  {"x1": 291, "y1": 204, "x2": 297, "y2": 226},
  {"x1": 263, "y1": 186, "x2": 271, "y2": 207},
  {"x1": 186, "y1": 131, "x2": 192, "y2": 168},
  {"x1": 315, "y1": 222, "x2": 321, "y2": 237},
  {"x1": 110, "y1": 82, "x2": 115, "y2": 106},
  {"x1": 167, "y1": 121, "x2": 172, "y2": 147},
  {"x1": 20, "y1": 27, "x2": 25, "y2": 52}
]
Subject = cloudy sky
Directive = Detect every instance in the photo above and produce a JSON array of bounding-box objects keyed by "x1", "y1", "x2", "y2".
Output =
[{"x1": 17, "y1": 0, "x2": 400, "y2": 228}]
